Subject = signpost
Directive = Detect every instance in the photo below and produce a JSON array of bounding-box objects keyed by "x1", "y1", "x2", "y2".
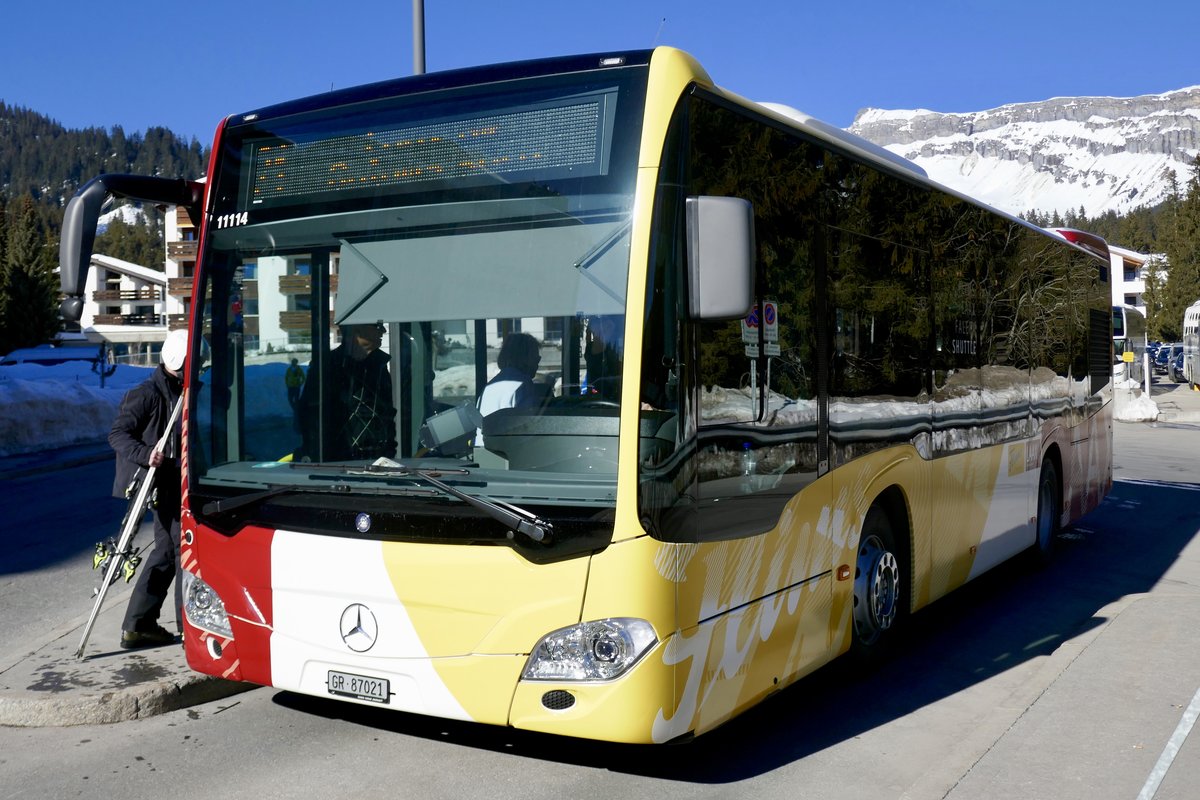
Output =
[{"x1": 742, "y1": 300, "x2": 781, "y2": 419}]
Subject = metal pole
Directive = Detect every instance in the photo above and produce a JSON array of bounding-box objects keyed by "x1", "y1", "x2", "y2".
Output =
[{"x1": 412, "y1": 0, "x2": 426, "y2": 75}]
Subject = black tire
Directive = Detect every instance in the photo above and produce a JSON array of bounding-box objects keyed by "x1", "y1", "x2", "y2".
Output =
[
  {"x1": 1031, "y1": 460, "x2": 1061, "y2": 566},
  {"x1": 849, "y1": 504, "x2": 905, "y2": 664}
]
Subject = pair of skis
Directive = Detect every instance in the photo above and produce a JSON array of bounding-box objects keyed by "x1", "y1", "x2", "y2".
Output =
[{"x1": 75, "y1": 397, "x2": 183, "y2": 660}]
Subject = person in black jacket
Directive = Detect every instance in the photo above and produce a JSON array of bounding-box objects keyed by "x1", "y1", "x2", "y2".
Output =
[
  {"x1": 109, "y1": 329, "x2": 187, "y2": 649},
  {"x1": 297, "y1": 323, "x2": 398, "y2": 461}
]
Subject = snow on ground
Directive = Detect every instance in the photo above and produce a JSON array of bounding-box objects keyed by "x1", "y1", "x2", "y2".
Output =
[{"x1": 0, "y1": 362, "x2": 152, "y2": 457}]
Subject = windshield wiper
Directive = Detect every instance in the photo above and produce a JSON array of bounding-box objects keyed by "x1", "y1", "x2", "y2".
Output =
[
  {"x1": 358, "y1": 458, "x2": 554, "y2": 544},
  {"x1": 200, "y1": 481, "x2": 435, "y2": 517},
  {"x1": 204, "y1": 461, "x2": 554, "y2": 544}
]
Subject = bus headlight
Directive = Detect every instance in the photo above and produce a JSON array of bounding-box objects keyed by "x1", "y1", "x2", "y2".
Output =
[
  {"x1": 183, "y1": 572, "x2": 233, "y2": 638},
  {"x1": 522, "y1": 618, "x2": 656, "y2": 681}
]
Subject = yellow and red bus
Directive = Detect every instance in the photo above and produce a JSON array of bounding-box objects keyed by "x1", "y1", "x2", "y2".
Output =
[{"x1": 59, "y1": 47, "x2": 1113, "y2": 743}]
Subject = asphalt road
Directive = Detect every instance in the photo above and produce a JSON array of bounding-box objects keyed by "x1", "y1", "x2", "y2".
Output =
[{"x1": 0, "y1": 458, "x2": 133, "y2": 669}]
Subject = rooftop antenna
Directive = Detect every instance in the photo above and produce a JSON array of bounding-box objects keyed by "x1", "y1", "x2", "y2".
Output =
[
  {"x1": 413, "y1": 0, "x2": 426, "y2": 75},
  {"x1": 653, "y1": 17, "x2": 666, "y2": 46}
]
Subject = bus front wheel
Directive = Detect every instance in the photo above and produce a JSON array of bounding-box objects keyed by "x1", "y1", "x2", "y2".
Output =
[{"x1": 851, "y1": 505, "x2": 904, "y2": 662}]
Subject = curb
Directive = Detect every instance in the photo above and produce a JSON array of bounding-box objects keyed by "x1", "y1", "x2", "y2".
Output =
[
  {"x1": 1155, "y1": 411, "x2": 1200, "y2": 425},
  {"x1": 0, "y1": 672, "x2": 256, "y2": 727}
]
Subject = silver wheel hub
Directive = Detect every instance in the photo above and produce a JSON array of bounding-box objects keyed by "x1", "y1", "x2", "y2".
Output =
[{"x1": 854, "y1": 535, "x2": 899, "y2": 644}]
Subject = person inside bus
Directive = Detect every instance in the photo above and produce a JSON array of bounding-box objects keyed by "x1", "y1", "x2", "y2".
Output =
[
  {"x1": 584, "y1": 316, "x2": 623, "y2": 402},
  {"x1": 284, "y1": 358, "x2": 305, "y2": 409},
  {"x1": 581, "y1": 314, "x2": 672, "y2": 410},
  {"x1": 297, "y1": 322, "x2": 398, "y2": 461},
  {"x1": 475, "y1": 332, "x2": 544, "y2": 447}
]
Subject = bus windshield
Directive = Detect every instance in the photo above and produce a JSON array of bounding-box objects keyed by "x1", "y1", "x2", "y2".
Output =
[{"x1": 192, "y1": 67, "x2": 647, "y2": 523}]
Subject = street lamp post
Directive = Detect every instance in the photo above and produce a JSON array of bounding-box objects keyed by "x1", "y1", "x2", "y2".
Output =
[{"x1": 413, "y1": 0, "x2": 425, "y2": 75}]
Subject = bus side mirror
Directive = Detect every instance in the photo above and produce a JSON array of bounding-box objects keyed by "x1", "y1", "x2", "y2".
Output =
[
  {"x1": 685, "y1": 196, "x2": 755, "y2": 321},
  {"x1": 59, "y1": 174, "x2": 204, "y2": 322}
]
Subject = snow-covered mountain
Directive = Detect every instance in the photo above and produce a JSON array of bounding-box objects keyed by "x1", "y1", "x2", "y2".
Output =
[
  {"x1": 96, "y1": 203, "x2": 144, "y2": 233},
  {"x1": 847, "y1": 86, "x2": 1200, "y2": 218}
]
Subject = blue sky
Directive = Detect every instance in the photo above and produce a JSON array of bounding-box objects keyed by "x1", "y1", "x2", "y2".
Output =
[{"x1": 3, "y1": 0, "x2": 1198, "y2": 144}]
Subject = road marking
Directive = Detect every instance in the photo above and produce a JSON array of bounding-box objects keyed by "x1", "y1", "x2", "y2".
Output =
[{"x1": 1137, "y1": 685, "x2": 1200, "y2": 800}]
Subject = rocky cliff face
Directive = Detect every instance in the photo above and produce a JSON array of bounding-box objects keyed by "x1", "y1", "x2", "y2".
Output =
[{"x1": 847, "y1": 86, "x2": 1200, "y2": 217}]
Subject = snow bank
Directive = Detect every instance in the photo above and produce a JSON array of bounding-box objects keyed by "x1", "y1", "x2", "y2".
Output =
[
  {"x1": 0, "y1": 362, "x2": 152, "y2": 457},
  {"x1": 1113, "y1": 389, "x2": 1159, "y2": 423}
]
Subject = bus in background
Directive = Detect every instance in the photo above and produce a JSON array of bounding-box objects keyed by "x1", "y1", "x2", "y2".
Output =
[
  {"x1": 1183, "y1": 300, "x2": 1200, "y2": 389},
  {"x1": 1112, "y1": 303, "x2": 1147, "y2": 383},
  {"x1": 58, "y1": 48, "x2": 1114, "y2": 744}
]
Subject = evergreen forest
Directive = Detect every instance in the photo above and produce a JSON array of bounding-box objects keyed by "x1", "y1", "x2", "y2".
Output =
[
  {"x1": 1023, "y1": 157, "x2": 1200, "y2": 342},
  {"x1": 0, "y1": 102, "x2": 207, "y2": 354}
]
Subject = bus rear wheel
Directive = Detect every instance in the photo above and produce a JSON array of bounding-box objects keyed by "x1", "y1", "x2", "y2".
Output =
[
  {"x1": 851, "y1": 505, "x2": 904, "y2": 662},
  {"x1": 1032, "y1": 460, "x2": 1061, "y2": 565}
]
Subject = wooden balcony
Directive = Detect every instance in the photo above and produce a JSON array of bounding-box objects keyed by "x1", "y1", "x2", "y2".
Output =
[
  {"x1": 279, "y1": 311, "x2": 310, "y2": 331},
  {"x1": 168, "y1": 315, "x2": 188, "y2": 330},
  {"x1": 176, "y1": 208, "x2": 194, "y2": 228},
  {"x1": 92, "y1": 288, "x2": 161, "y2": 302},
  {"x1": 167, "y1": 277, "x2": 194, "y2": 297},
  {"x1": 168, "y1": 240, "x2": 198, "y2": 259},
  {"x1": 279, "y1": 275, "x2": 339, "y2": 295},
  {"x1": 279, "y1": 310, "x2": 334, "y2": 331},
  {"x1": 94, "y1": 313, "x2": 165, "y2": 326}
]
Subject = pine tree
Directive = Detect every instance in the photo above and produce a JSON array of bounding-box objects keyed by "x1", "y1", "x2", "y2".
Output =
[
  {"x1": 0, "y1": 194, "x2": 7, "y2": 285},
  {"x1": 94, "y1": 211, "x2": 165, "y2": 269},
  {"x1": 1159, "y1": 157, "x2": 1200, "y2": 341},
  {"x1": 1142, "y1": 256, "x2": 1168, "y2": 338},
  {"x1": 0, "y1": 195, "x2": 8, "y2": 350},
  {"x1": 0, "y1": 196, "x2": 60, "y2": 353}
]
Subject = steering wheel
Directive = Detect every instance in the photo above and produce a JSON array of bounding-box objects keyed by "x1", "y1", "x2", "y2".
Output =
[{"x1": 577, "y1": 400, "x2": 620, "y2": 409}]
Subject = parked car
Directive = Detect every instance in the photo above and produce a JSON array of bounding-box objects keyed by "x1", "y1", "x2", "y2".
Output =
[
  {"x1": 1170, "y1": 349, "x2": 1186, "y2": 383},
  {"x1": 1155, "y1": 342, "x2": 1183, "y2": 375}
]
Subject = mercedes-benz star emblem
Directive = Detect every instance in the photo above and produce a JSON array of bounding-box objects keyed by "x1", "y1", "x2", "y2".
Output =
[
  {"x1": 339, "y1": 603, "x2": 379, "y2": 652},
  {"x1": 355, "y1": 513, "x2": 371, "y2": 533}
]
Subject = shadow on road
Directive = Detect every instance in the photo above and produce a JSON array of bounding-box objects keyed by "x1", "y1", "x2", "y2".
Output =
[
  {"x1": 271, "y1": 477, "x2": 1200, "y2": 782},
  {"x1": 0, "y1": 459, "x2": 127, "y2": 576}
]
